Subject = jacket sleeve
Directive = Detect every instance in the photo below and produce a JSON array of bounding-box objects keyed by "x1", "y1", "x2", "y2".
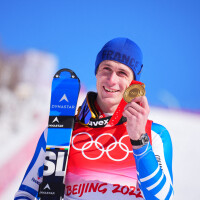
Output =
[
  {"x1": 133, "y1": 123, "x2": 174, "y2": 200},
  {"x1": 14, "y1": 129, "x2": 48, "y2": 200}
]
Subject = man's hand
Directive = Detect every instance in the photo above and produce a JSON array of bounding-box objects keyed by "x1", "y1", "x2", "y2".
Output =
[{"x1": 123, "y1": 96, "x2": 150, "y2": 142}]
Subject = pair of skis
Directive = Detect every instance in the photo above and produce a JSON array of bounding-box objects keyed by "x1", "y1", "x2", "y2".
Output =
[{"x1": 38, "y1": 69, "x2": 80, "y2": 200}]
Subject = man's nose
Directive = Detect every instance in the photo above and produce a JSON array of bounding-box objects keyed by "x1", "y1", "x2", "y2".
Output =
[{"x1": 108, "y1": 72, "x2": 118, "y2": 84}]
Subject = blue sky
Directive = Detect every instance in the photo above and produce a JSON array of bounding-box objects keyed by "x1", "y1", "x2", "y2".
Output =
[{"x1": 0, "y1": 0, "x2": 200, "y2": 111}]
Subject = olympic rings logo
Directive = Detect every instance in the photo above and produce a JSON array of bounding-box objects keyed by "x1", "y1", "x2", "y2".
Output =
[{"x1": 71, "y1": 132, "x2": 132, "y2": 162}]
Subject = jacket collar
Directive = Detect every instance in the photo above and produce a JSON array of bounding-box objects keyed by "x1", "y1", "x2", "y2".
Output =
[
  {"x1": 77, "y1": 92, "x2": 99, "y2": 125},
  {"x1": 76, "y1": 92, "x2": 126, "y2": 127}
]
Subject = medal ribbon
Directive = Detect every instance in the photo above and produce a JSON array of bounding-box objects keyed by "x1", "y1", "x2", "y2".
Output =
[{"x1": 106, "y1": 80, "x2": 144, "y2": 127}]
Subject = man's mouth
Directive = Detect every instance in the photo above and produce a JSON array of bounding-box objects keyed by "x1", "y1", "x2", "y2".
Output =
[{"x1": 103, "y1": 86, "x2": 119, "y2": 93}]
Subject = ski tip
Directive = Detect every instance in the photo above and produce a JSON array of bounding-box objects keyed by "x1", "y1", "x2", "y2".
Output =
[{"x1": 54, "y1": 68, "x2": 80, "y2": 82}]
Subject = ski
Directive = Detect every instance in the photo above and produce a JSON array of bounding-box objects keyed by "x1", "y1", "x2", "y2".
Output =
[{"x1": 38, "y1": 68, "x2": 80, "y2": 200}]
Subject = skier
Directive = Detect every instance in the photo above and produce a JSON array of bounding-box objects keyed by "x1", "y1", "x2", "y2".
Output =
[{"x1": 15, "y1": 37, "x2": 173, "y2": 200}]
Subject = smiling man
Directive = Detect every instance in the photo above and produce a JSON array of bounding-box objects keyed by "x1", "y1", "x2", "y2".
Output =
[
  {"x1": 96, "y1": 60, "x2": 134, "y2": 114},
  {"x1": 15, "y1": 38, "x2": 174, "y2": 200}
]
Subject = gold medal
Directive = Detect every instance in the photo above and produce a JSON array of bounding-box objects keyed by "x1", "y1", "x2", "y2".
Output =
[{"x1": 123, "y1": 83, "x2": 146, "y2": 103}]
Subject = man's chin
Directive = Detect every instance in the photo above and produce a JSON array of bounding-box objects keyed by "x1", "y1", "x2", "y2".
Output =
[{"x1": 102, "y1": 98, "x2": 121, "y2": 108}]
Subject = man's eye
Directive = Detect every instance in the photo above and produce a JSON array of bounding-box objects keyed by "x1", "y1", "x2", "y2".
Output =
[
  {"x1": 103, "y1": 67, "x2": 111, "y2": 71},
  {"x1": 119, "y1": 71, "x2": 127, "y2": 76}
]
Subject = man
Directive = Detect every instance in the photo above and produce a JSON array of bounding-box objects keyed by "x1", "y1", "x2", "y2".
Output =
[{"x1": 15, "y1": 38, "x2": 173, "y2": 200}]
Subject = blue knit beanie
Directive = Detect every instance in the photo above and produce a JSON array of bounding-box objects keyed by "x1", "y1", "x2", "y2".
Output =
[{"x1": 95, "y1": 37, "x2": 143, "y2": 81}]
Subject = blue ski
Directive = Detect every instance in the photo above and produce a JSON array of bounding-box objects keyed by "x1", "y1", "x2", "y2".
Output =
[{"x1": 38, "y1": 68, "x2": 80, "y2": 200}]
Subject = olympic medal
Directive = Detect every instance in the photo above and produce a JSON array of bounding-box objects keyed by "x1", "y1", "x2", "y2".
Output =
[{"x1": 123, "y1": 84, "x2": 146, "y2": 103}]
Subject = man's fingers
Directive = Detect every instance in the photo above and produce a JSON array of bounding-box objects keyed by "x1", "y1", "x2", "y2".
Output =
[
  {"x1": 125, "y1": 96, "x2": 149, "y2": 109},
  {"x1": 133, "y1": 96, "x2": 148, "y2": 107},
  {"x1": 124, "y1": 104, "x2": 141, "y2": 116},
  {"x1": 124, "y1": 96, "x2": 150, "y2": 116},
  {"x1": 123, "y1": 107, "x2": 138, "y2": 119}
]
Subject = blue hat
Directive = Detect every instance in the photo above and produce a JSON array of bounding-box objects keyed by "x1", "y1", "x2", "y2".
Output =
[{"x1": 95, "y1": 37, "x2": 143, "y2": 81}]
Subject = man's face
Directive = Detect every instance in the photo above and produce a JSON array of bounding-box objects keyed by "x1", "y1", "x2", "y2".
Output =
[{"x1": 96, "y1": 60, "x2": 134, "y2": 113}]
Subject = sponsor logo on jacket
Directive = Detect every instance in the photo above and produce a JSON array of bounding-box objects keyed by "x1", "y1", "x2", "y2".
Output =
[{"x1": 88, "y1": 119, "x2": 109, "y2": 127}]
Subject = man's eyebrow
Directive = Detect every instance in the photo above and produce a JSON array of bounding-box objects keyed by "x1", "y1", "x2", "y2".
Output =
[
  {"x1": 101, "y1": 65, "x2": 129, "y2": 73},
  {"x1": 102, "y1": 63, "x2": 112, "y2": 67}
]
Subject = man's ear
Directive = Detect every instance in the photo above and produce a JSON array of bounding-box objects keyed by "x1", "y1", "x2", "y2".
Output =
[{"x1": 130, "y1": 70, "x2": 135, "y2": 80}]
